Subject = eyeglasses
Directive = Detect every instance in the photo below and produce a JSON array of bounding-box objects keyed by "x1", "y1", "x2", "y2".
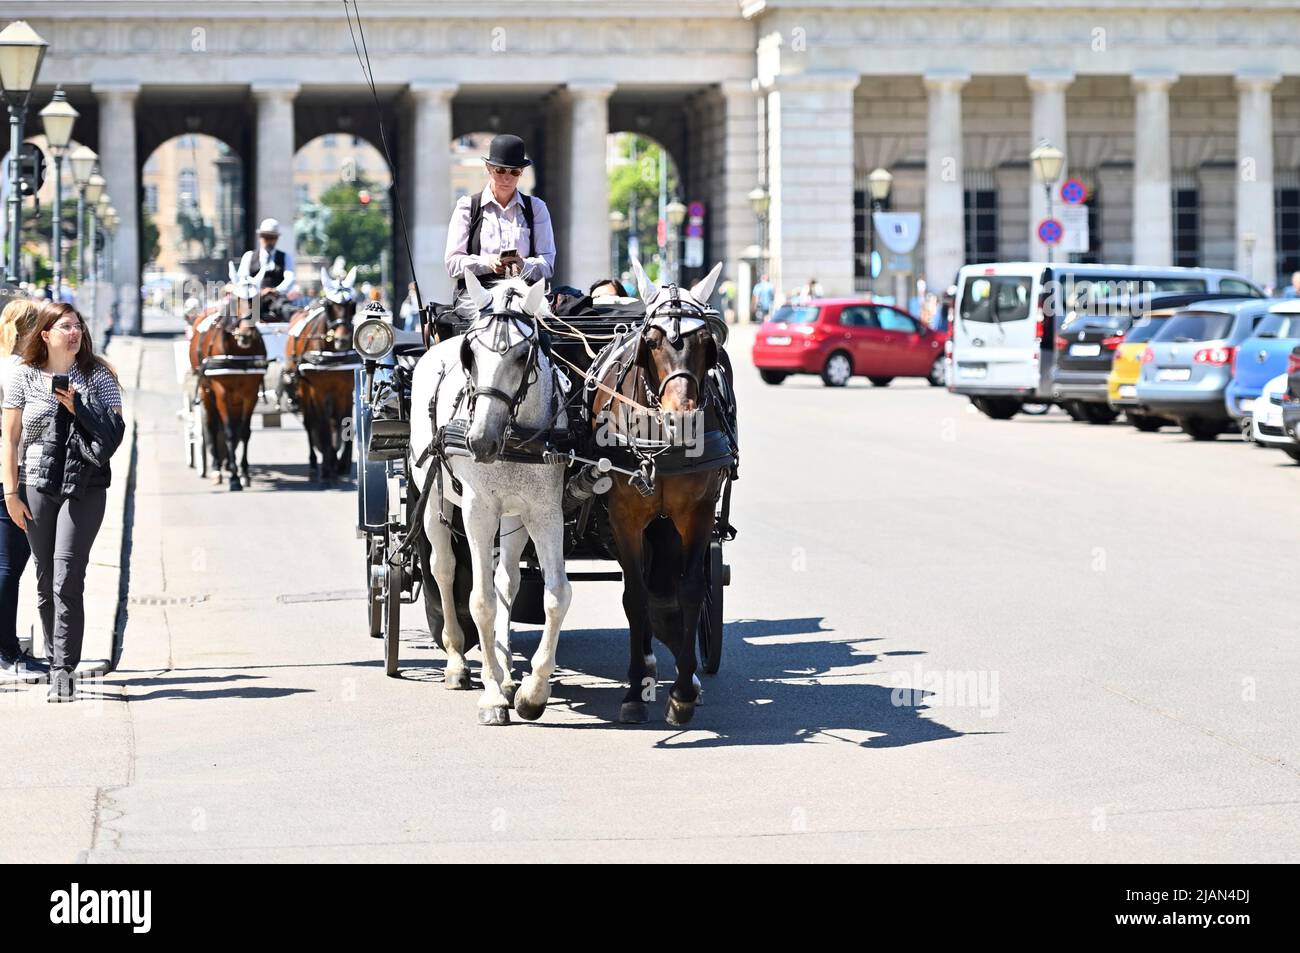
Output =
[
  {"x1": 52, "y1": 322, "x2": 83, "y2": 334},
  {"x1": 488, "y1": 165, "x2": 523, "y2": 177}
]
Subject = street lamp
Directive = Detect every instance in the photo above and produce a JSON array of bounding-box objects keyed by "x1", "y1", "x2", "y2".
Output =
[
  {"x1": 609, "y1": 208, "x2": 626, "y2": 278},
  {"x1": 69, "y1": 145, "x2": 96, "y2": 286},
  {"x1": 1030, "y1": 139, "x2": 1065, "y2": 263},
  {"x1": 866, "y1": 167, "x2": 893, "y2": 294},
  {"x1": 39, "y1": 87, "x2": 78, "y2": 301},
  {"x1": 95, "y1": 191, "x2": 109, "y2": 282},
  {"x1": 665, "y1": 199, "x2": 687, "y2": 285},
  {"x1": 748, "y1": 185, "x2": 770, "y2": 278},
  {"x1": 0, "y1": 20, "x2": 50, "y2": 282}
]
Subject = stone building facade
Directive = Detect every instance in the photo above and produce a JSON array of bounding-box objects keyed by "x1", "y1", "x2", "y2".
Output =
[{"x1": 11, "y1": 0, "x2": 1298, "y2": 330}]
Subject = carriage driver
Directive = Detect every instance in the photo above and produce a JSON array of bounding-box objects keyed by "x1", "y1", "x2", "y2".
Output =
[
  {"x1": 444, "y1": 134, "x2": 555, "y2": 305},
  {"x1": 239, "y1": 218, "x2": 297, "y2": 320}
]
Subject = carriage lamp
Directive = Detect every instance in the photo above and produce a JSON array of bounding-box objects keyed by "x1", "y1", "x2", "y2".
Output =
[
  {"x1": 40, "y1": 88, "x2": 79, "y2": 300},
  {"x1": 69, "y1": 146, "x2": 97, "y2": 286},
  {"x1": 1, "y1": 20, "x2": 49, "y2": 282},
  {"x1": 354, "y1": 318, "x2": 395, "y2": 360}
]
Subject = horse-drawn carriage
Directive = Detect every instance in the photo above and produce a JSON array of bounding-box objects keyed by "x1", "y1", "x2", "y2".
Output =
[{"x1": 352, "y1": 266, "x2": 736, "y2": 723}]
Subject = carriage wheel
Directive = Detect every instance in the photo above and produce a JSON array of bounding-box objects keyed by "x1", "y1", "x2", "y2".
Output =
[
  {"x1": 197, "y1": 399, "x2": 209, "y2": 478},
  {"x1": 697, "y1": 540, "x2": 726, "y2": 675},
  {"x1": 366, "y1": 536, "x2": 383, "y2": 639},
  {"x1": 383, "y1": 557, "x2": 403, "y2": 677}
]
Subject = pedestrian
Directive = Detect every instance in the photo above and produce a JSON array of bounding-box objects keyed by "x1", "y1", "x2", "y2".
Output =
[
  {"x1": 1, "y1": 302, "x2": 125, "y2": 702},
  {"x1": 1282, "y1": 271, "x2": 1300, "y2": 299},
  {"x1": 718, "y1": 278, "x2": 737, "y2": 323},
  {"x1": 0, "y1": 298, "x2": 44, "y2": 683},
  {"x1": 751, "y1": 272, "x2": 774, "y2": 324},
  {"x1": 398, "y1": 281, "x2": 420, "y2": 332}
]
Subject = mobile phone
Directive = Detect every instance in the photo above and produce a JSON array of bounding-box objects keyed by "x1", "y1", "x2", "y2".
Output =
[
  {"x1": 500, "y1": 248, "x2": 519, "y2": 261},
  {"x1": 51, "y1": 374, "x2": 70, "y2": 394}
]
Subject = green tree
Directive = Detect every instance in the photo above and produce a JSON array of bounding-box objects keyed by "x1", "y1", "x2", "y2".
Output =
[
  {"x1": 607, "y1": 133, "x2": 679, "y2": 282},
  {"x1": 305, "y1": 178, "x2": 390, "y2": 283},
  {"x1": 141, "y1": 208, "x2": 160, "y2": 265}
]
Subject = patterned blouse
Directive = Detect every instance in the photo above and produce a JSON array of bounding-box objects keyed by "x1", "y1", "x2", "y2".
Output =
[{"x1": 3, "y1": 362, "x2": 122, "y2": 485}]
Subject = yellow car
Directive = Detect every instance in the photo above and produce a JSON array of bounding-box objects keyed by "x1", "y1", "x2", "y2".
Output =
[{"x1": 1108, "y1": 307, "x2": 1180, "y2": 431}]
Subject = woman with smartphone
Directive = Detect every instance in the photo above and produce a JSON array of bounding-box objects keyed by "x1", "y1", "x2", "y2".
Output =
[{"x1": 1, "y1": 302, "x2": 123, "y2": 702}]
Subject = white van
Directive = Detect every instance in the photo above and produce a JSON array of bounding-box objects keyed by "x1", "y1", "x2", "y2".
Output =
[{"x1": 948, "y1": 262, "x2": 1263, "y2": 419}]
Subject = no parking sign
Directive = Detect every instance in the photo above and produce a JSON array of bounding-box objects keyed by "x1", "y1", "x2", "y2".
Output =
[
  {"x1": 1037, "y1": 218, "x2": 1063, "y2": 246},
  {"x1": 1059, "y1": 177, "x2": 1087, "y2": 206}
]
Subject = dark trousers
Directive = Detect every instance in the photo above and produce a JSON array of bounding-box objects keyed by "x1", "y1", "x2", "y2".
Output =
[
  {"x1": 0, "y1": 484, "x2": 32, "y2": 660},
  {"x1": 21, "y1": 485, "x2": 107, "y2": 674}
]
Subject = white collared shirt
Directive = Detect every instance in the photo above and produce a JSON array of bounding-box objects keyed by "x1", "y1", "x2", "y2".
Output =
[
  {"x1": 238, "y1": 245, "x2": 296, "y2": 294},
  {"x1": 445, "y1": 186, "x2": 555, "y2": 283}
]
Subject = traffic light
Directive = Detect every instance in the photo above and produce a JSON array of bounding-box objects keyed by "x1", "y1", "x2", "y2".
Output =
[
  {"x1": 16, "y1": 143, "x2": 45, "y2": 198},
  {"x1": 358, "y1": 189, "x2": 371, "y2": 206}
]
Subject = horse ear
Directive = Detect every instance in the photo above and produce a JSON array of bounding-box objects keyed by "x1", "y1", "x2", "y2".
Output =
[
  {"x1": 690, "y1": 261, "x2": 723, "y2": 306},
  {"x1": 343, "y1": 266, "x2": 357, "y2": 289},
  {"x1": 523, "y1": 278, "x2": 546, "y2": 316},
  {"x1": 321, "y1": 271, "x2": 336, "y2": 295},
  {"x1": 630, "y1": 257, "x2": 656, "y2": 303},
  {"x1": 463, "y1": 269, "x2": 492, "y2": 312},
  {"x1": 229, "y1": 261, "x2": 239, "y2": 285}
]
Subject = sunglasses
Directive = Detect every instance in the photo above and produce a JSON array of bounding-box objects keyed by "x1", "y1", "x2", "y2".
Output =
[{"x1": 488, "y1": 165, "x2": 523, "y2": 177}]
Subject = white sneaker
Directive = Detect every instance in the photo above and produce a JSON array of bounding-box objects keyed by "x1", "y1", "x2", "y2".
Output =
[{"x1": 0, "y1": 652, "x2": 49, "y2": 683}]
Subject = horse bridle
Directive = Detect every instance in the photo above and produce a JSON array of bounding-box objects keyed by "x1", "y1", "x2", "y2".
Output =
[
  {"x1": 305, "y1": 301, "x2": 354, "y2": 352},
  {"x1": 460, "y1": 297, "x2": 547, "y2": 425},
  {"x1": 636, "y1": 285, "x2": 717, "y2": 408}
]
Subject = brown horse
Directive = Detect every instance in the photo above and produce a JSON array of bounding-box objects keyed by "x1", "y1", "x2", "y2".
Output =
[
  {"x1": 283, "y1": 290, "x2": 358, "y2": 484},
  {"x1": 592, "y1": 261, "x2": 734, "y2": 726},
  {"x1": 191, "y1": 293, "x2": 267, "y2": 491}
]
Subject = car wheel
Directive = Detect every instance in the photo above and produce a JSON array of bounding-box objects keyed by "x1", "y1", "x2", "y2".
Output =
[
  {"x1": 867, "y1": 376, "x2": 894, "y2": 387},
  {"x1": 821, "y1": 351, "x2": 853, "y2": 387},
  {"x1": 1181, "y1": 418, "x2": 1221, "y2": 441},
  {"x1": 971, "y1": 396, "x2": 1021, "y2": 420},
  {"x1": 1081, "y1": 403, "x2": 1119, "y2": 425},
  {"x1": 927, "y1": 357, "x2": 945, "y2": 387},
  {"x1": 759, "y1": 370, "x2": 788, "y2": 385},
  {"x1": 1062, "y1": 400, "x2": 1087, "y2": 422},
  {"x1": 1020, "y1": 402, "x2": 1051, "y2": 416},
  {"x1": 1285, "y1": 445, "x2": 1300, "y2": 463},
  {"x1": 1128, "y1": 413, "x2": 1164, "y2": 433}
]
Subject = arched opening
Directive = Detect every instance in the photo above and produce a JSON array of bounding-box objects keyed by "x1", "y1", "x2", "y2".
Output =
[
  {"x1": 292, "y1": 132, "x2": 393, "y2": 301},
  {"x1": 606, "y1": 131, "x2": 684, "y2": 288}
]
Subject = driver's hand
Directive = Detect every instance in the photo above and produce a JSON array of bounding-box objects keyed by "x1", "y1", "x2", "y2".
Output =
[
  {"x1": 481, "y1": 254, "x2": 505, "y2": 275},
  {"x1": 260, "y1": 287, "x2": 275, "y2": 297}
]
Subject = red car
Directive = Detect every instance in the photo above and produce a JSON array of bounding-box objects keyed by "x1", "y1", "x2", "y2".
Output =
[{"x1": 751, "y1": 299, "x2": 948, "y2": 387}]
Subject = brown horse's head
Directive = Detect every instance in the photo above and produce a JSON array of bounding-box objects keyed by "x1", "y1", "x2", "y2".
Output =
[
  {"x1": 217, "y1": 300, "x2": 263, "y2": 354},
  {"x1": 318, "y1": 266, "x2": 360, "y2": 351},
  {"x1": 630, "y1": 259, "x2": 725, "y2": 416}
]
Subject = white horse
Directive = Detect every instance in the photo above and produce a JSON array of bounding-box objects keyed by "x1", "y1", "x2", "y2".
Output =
[{"x1": 409, "y1": 272, "x2": 573, "y2": 726}]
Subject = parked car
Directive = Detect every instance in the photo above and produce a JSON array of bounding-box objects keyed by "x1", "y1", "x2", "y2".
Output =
[
  {"x1": 1054, "y1": 292, "x2": 1245, "y2": 426},
  {"x1": 949, "y1": 262, "x2": 1262, "y2": 419},
  {"x1": 752, "y1": 299, "x2": 946, "y2": 387},
  {"x1": 1249, "y1": 373, "x2": 1300, "y2": 462},
  {"x1": 1134, "y1": 298, "x2": 1273, "y2": 440},
  {"x1": 1282, "y1": 346, "x2": 1300, "y2": 461},
  {"x1": 1224, "y1": 300, "x2": 1300, "y2": 431}
]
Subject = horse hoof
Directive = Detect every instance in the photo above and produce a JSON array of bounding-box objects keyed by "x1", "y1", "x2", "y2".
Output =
[
  {"x1": 619, "y1": 702, "x2": 649, "y2": 724},
  {"x1": 444, "y1": 668, "x2": 472, "y2": 690},
  {"x1": 478, "y1": 705, "x2": 510, "y2": 726},
  {"x1": 666, "y1": 696, "x2": 696, "y2": 727},
  {"x1": 501, "y1": 682, "x2": 518, "y2": 708},
  {"x1": 229, "y1": 480, "x2": 243, "y2": 492},
  {"x1": 514, "y1": 697, "x2": 545, "y2": 722}
]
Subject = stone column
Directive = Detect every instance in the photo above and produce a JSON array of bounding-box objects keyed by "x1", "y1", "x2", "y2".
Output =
[
  {"x1": 766, "y1": 71, "x2": 859, "y2": 299},
  {"x1": 1132, "y1": 71, "x2": 1176, "y2": 267},
  {"x1": 1027, "y1": 70, "x2": 1072, "y2": 262},
  {"x1": 409, "y1": 81, "x2": 457, "y2": 304},
  {"x1": 252, "y1": 82, "x2": 299, "y2": 259},
  {"x1": 93, "y1": 82, "x2": 140, "y2": 333},
  {"x1": 923, "y1": 71, "x2": 969, "y2": 290},
  {"x1": 566, "y1": 82, "x2": 614, "y2": 287},
  {"x1": 1236, "y1": 71, "x2": 1280, "y2": 285},
  {"x1": 720, "y1": 79, "x2": 761, "y2": 320}
]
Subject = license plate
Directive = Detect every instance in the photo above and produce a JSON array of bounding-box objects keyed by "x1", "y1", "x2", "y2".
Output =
[
  {"x1": 1238, "y1": 398, "x2": 1255, "y2": 413},
  {"x1": 1157, "y1": 368, "x2": 1191, "y2": 382},
  {"x1": 958, "y1": 364, "x2": 987, "y2": 379},
  {"x1": 1069, "y1": 344, "x2": 1101, "y2": 357},
  {"x1": 766, "y1": 336, "x2": 791, "y2": 346},
  {"x1": 1119, "y1": 384, "x2": 1137, "y2": 398}
]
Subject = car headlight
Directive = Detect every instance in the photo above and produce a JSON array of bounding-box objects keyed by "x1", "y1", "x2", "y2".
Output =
[{"x1": 354, "y1": 319, "x2": 394, "y2": 359}]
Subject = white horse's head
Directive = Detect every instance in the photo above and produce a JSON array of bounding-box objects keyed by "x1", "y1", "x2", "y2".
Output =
[
  {"x1": 321, "y1": 265, "x2": 358, "y2": 305},
  {"x1": 459, "y1": 271, "x2": 551, "y2": 463}
]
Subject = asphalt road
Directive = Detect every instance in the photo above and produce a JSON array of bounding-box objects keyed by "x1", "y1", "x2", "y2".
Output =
[{"x1": 4, "y1": 317, "x2": 1299, "y2": 863}]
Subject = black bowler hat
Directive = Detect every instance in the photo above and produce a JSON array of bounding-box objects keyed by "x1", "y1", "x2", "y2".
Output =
[{"x1": 482, "y1": 134, "x2": 532, "y2": 169}]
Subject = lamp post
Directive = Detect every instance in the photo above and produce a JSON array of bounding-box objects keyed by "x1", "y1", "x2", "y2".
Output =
[
  {"x1": 1030, "y1": 139, "x2": 1065, "y2": 264},
  {"x1": 68, "y1": 144, "x2": 95, "y2": 287},
  {"x1": 748, "y1": 185, "x2": 769, "y2": 277},
  {"x1": 104, "y1": 207, "x2": 118, "y2": 331},
  {"x1": 95, "y1": 191, "x2": 109, "y2": 284},
  {"x1": 866, "y1": 167, "x2": 893, "y2": 295},
  {"x1": 39, "y1": 87, "x2": 77, "y2": 301},
  {"x1": 665, "y1": 198, "x2": 687, "y2": 286},
  {"x1": 0, "y1": 20, "x2": 49, "y2": 283},
  {"x1": 83, "y1": 171, "x2": 103, "y2": 286},
  {"x1": 609, "y1": 208, "x2": 626, "y2": 280}
]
